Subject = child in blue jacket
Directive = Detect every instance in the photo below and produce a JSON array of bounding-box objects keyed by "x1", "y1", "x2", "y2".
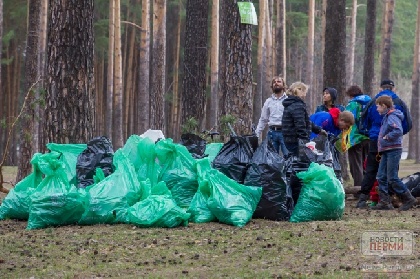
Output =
[{"x1": 371, "y1": 96, "x2": 416, "y2": 210}]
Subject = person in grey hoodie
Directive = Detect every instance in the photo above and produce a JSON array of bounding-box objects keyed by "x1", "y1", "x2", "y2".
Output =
[{"x1": 371, "y1": 96, "x2": 416, "y2": 210}]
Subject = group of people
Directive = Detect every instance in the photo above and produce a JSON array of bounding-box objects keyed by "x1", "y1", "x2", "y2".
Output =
[{"x1": 255, "y1": 76, "x2": 417, "y2": 211}]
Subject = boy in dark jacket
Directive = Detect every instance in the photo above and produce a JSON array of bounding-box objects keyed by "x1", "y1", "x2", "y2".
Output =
[
  {"x1": 371, "y1": 96, "x2": 416, "y2": 210},
  {"x1": 356, "y1": 79, "x2": 411, "y2": 208}
]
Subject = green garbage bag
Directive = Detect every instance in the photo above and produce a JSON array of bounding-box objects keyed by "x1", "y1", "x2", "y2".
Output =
[
  {"x1": 46, "y1": 143, "x2": 87, "y2": 183},
  {"x1": 93, "y1": 168, "x2": 106, "y2": 184},
  {"x1": 155, "y1": 139, "x2": 198, "y2": 208},
  {"x1": 78, "y1": 150, "x2": 143, "y2": 225},
  {"x1": 27, "y1": 152, "x2": 87, "y2": 230},
  {"x1": 196, "y1": 158, "x2": 262, "y2": 227},
  {"x1": 204, "y1": 143, "x2": 224, "y2": 163},
  {"x1": 187, "y1": 190, "x2": 216, "y2": 223},
  {"x1": 0, "y1": 153, "x2": 43, "y2": 220},
  {"x1": 121, "y1": 135, "x2": 142, "y2": 170},
  {"x1": 137, "y1": 137, "x2": 160, "y2": 187},
  {"x1": 290, "y1": 162, "x2": 345, "y2": 223},
  {"x1": 121, "y1": 135, "x2": 160, "y2": 187},
  {"x1": 122, "y1": 181, "x2": 190, "y2": 228}
]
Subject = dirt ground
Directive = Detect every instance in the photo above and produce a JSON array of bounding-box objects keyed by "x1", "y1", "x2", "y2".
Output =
[{"x1": 1, "y1": 161, "x2": 419, "y2": 278}]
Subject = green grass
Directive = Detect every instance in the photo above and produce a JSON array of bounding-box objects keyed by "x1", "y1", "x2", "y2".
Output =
[
  {"x1": 1, "y1": 207, "x2": 419, "y2": 278},
  {"x1": 1, "y1": 162, "x2": 419, "y2": 278}
]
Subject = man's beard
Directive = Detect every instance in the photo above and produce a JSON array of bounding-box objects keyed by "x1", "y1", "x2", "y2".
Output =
[{"x1": 273, "y1": 87, "x2": 283, "y2": 93}]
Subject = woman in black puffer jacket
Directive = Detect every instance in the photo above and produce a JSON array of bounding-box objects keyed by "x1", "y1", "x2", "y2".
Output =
[{"x1": 282, "y1": 82, "x2": 325, "y2": 156}]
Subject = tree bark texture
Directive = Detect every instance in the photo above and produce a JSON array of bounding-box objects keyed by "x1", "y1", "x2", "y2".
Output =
[
  {"x1": 138, "y1": 0, "x2": 151, "y2": 134},
  {"x1": 16, "y1": 0, "x2": 41, "y2": 181},
  {"x1": 408, "y1": 0, "x2": 420, "y2": 162},
  {"x1": 306, "y1": 0, "x2": 315, "y2": 112},
  {"x1": 150, "y1": 0, "x2": 166, "y2": 131},
  {"x1": 323, "y1": 0, "x2": 346, "y2": 104},
  {"x1": 275, "y1": 0, "x2": 286, "y2": 78},
  {"x1": 208, "y1": 0, "x2": 219, "y2": 129},
  {"x1": 324, "y1": 0, "x2": 348, "y2": 180},
  {"x1": 219, "y1": 0, "x2": 254, "y2": 136},
  {"x1": 46, "y1": 0, "x2": 95, "y2": 144},
  {"x1": 348, "y1": 0, "x2": 358, "y2": 86},
  {"x1": 105, "y1": 0, "x2": 115, "y2": 138},
  {"x1": 380, "y1": 0, "x2": 395, "y2": 80},
  {"x1": 253, "y1": 0, "x2": 266, "y2": 125},
  {"x1": 35, "y1": 0, "x2": 48, "y2": 154},
  {"x1": 170, "y1": 3, "x2": 182, "y2": 139},
  {"x1": 181, "y1": 0, "x2": 209, "y2": 131},
  {"x1": 112, "y1": 0, "x2": 124, "y2": 149},
  {"x1": 363, "y1": 0, "x2": 376, "y2": 95}
]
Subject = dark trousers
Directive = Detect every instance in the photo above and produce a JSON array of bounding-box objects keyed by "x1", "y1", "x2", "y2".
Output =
[
  {"x1": 359, "y1": 140, "x2": 380, "y2": 195},
  {"x1": 348, "y1": 139, "x2": 369, "y2": 186},
  {"x1": 285, "y1": 142, "x2": 299, "y2": 157}
]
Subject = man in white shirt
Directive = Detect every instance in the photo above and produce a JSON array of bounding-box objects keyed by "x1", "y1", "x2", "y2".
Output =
[{"x1": 255, "y1": 76, "x2": 288, "y2": 156}]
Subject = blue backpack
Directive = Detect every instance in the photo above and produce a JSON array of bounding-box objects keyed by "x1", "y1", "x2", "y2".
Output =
[{"x1": 359, "y1": 96, "x2": 412, "y2": 136}]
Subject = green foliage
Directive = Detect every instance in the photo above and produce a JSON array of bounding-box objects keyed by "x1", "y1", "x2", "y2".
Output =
[
  {"x1": 0, "y1": 118, "x2": 6, "y2": 129},
  {"x1": 391, "y1": 1, "x2": 417, "y2": 78},
  {"x1": 181, "y1": 117, "x2": 199, "y2": 134},
  {"x1": 286, "y1": 12, "x2": 308, "y2": 46},
  {"x1": 218, "y1": 114, "x2": 236, "y2": 139},
  {"x1": 94, "y1": 19, "x2": 110, "y2": 56},
  {"x1": 1, "y1": 56, "x2": 15, "y2": 66},
  {"x1": 2, "y1": 30, "x2": 16, "y2": 49}
]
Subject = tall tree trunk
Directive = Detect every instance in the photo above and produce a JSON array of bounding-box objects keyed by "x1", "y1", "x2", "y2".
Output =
[
  {"x1": 348, "y1": 0, "x2": 358, "y2": 86},
  {"x1": 306, "y1": 0, "x2": 315, "y2": 112},
  {"x1": 264, "y1": 2, "x2": 273, "y2": 101},
  {"x1": 150, "y1": 0, "x2": 166, "y2": 131},
  {"x1": 324, "y1": 0, "x2": 346, "y2": 102},
  {"x1": 363, "y1": 0, "x2": 376, "y2": 95},
  {"x1": 112, "y1": 0, "x2": 124, "y2": 149},
  {"x1": 106, "y1": 0, "x2": 115, "y2": 138},
  {"x1": 16, "y1": 0, "x2": 41, "y2": 182},
  {"x1": 138, "y1": 0, "x2": 151, "y2": 134},
  {"x1": 180, "y1": 0, "x2": 209, "y2": 131},
  {"x1": 254, "y1": 0, "x2": 267, "y2": 125},
  {"x1": 125, "y1": 4, "x2": 137, "y2": 137},
  {"x1": 171, "y1": 3, "x2": 182, "y2": 139},
  {"x1": 45, "y1": 0, "x2": 95, "y2": 144},
  {"x1": 36, "y1": 0, "x2": 48, "y2": 154},
  {"x1": 324, "y1": 0, "x2": 348, "y2": 181},
  {"x1": 380, "y1": 0, "x2": 395, "y2": 80},
  {"x1": 275, "y1": 0, "x2": 286, "y2": 77},
  {"x1": 408, "y1": 0, "x2": 420, "y2": 162},
  {"x1": 207, "y1": 0, "x2": 219, "y2": 129},
  {"x1": 219, "y1": 0, "x2": 253, "y2": 136},
  {"x1": 95, "y1": 57, "x2": 105, "y2": 136}
]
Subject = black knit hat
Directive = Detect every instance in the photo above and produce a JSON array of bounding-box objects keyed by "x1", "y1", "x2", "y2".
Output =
[
  {"x1": 380, "y1": 79, "x2": 395, "y2": 87},
  {"x1": 323, "y1": 87, "x2": 337, "y2": 103}
]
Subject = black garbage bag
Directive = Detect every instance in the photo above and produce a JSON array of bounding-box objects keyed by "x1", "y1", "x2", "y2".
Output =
[
  {"x1": 212, "y1": 136, "x2": 254, "y2": 184},
  {"x1": 76, "y1": 136, "x2": 115, "y2": 188},
  {"x1": 244, "y1": 134, "x2": 259, "y2": 152},
  {"x1": 179, "y1": 133, "x2": 207, "y2": 159},
  {"x1": 285, "y1": 138, "x2": 340, "y2": 205},
  {"x1": 401, "y1": 172, "x2": 420, "y2": 197},
  {"x1": 244, "y1": 139, "x2": 293, "y2": 221},
  {"x1": 312, "y1": 135, "x2": 342, "y2": 181},
  {"x1": 284, "y1": 155, "x2": 310, "y2": 206}
]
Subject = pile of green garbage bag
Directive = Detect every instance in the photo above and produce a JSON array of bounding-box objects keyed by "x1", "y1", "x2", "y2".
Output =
[
  {"x1": 0, "y1": 135, "x2": 262, "y2": 230},
  {"x1": 290, "y1": 162, "x2": 345, "y2": 222}
]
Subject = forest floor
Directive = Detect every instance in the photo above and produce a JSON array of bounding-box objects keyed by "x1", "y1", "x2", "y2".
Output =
[{"x1": 1, "y1": 161, "x2": 419, "y2": 278}]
